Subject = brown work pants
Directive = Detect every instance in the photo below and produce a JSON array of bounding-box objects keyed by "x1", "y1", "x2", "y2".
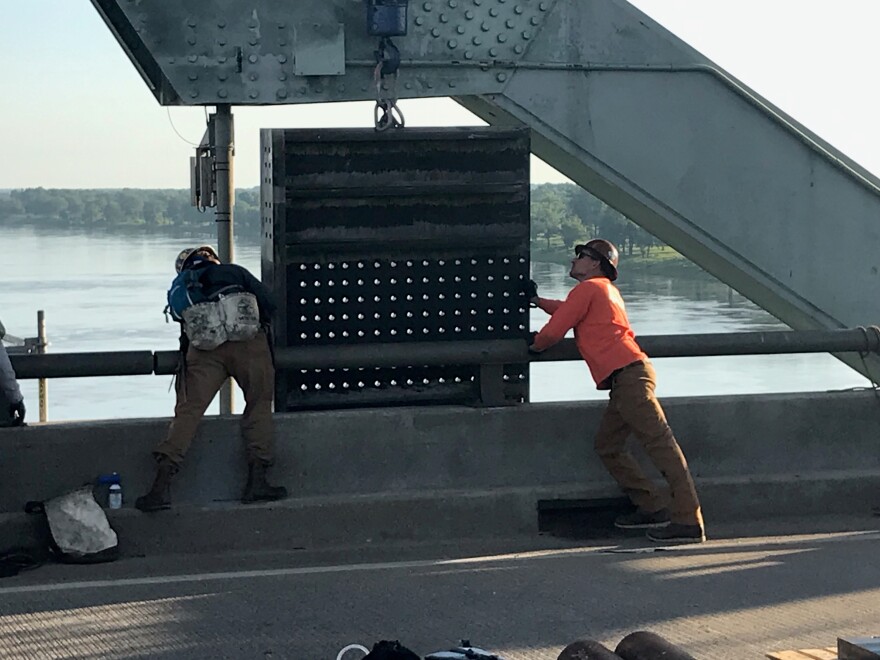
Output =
[
  {"x1": 155, "y1": 332, "x2": 275, "y2": 467},
  {"x1": 594, "y1": 361, "x2": 704, "y2": 528}
]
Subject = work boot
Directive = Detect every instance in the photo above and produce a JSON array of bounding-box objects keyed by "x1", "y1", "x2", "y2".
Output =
[
  {"x1": 135, "y1": 459, "x2": 177, "y2": 512},
  {"x1": 241, "y1": 461, "x2": 288, "y2": 504},
  {"x1": 614, "y1": 507, "x2": 670, "y2": 529},
  {"x1": 647, "y1": 523, "x2": 706, "y2": 544}
]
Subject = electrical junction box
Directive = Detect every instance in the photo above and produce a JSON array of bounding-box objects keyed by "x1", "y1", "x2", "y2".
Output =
[{"x1": 367, "y1": 0, "x2": 408, "y2": 37}]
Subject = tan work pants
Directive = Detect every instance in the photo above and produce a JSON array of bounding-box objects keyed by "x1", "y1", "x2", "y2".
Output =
[
  {"x1": 594, "y1": 360, "x2": 703, "y2": 527},
  {"x1": 155, "y1": 332, "x2": 275, "y2": 467}
]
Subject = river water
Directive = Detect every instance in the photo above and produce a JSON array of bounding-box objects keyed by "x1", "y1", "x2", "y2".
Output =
[{"x1": 1, "y1": 226, "x2": 868, "y2": 421}]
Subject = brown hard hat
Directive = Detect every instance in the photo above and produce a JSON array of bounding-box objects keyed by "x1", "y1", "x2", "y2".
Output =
[{"x1": 575, "y1": 238, "x2": 619, "y2": 281}]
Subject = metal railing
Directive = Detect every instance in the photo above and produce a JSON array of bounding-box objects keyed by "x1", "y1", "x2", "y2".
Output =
[{"x1": 9, "y1": 327, "x2": 880, "y2": 379}]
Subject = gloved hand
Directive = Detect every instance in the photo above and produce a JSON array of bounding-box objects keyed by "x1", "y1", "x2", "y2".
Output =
[
  {"x1": 9, "y1": 400, "x2": 25, "y2": 426},
  {"x1": 527, "y1": 330, "x2": 541, "y2": 354},
  {"x1": 524, "y1": 279, "x2": 538, "y2": 304}
]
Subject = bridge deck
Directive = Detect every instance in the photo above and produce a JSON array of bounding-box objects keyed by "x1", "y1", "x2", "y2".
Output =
[{"x1": 0, "y1": 514, "x2": 877, "y2": 659}]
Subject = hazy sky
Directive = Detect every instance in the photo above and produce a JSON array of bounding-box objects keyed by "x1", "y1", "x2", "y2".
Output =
[{"x1": 2, "y1": 1, "x2": 879, "y2": 189}]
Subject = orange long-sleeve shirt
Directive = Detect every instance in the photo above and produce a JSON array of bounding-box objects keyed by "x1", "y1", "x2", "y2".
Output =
[{"x1": 532, "y1": 277, "x2": 647, "y2": 389}]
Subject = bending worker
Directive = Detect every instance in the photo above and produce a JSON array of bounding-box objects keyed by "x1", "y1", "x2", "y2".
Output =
[
  {"x1": 0, "y1": 320, "x2": 26, "y2": 428},
  {"x1": 136, "y1": 245, "x2": 287, "y2": 512},
  {"x1": 527, "y1": 239, "x2": 705, "y2": 544}
]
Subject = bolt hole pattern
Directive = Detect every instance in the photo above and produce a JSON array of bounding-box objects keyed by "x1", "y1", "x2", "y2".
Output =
[{"x1": 287, "y1": 255, "x2": 528, "y2": 400}]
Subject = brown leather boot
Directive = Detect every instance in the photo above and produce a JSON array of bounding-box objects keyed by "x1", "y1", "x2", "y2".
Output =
[
  {"x1": 135, "y1": 459, "x2": 177, "y2": 512},
  {"x1": 241, "y1": 461, "x2": 288, "y2": 504}
]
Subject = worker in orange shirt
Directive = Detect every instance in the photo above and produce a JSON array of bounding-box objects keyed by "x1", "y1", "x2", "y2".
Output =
[{"x1": 528, "y1": 239, "x2": 704, "y2": 544}]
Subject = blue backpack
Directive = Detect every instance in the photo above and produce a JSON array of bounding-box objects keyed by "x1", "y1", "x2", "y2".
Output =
[{"x1": 165, "y1": 269, "x2": 209, "y2": 322}]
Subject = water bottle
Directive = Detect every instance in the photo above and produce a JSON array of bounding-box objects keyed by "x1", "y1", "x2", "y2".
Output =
[
  {"x1": 108, "y1": 482, "x2": 123, "y2": 509},
  {"x1": 97, "y1": 472, "x2": 123, "y2": 509}
]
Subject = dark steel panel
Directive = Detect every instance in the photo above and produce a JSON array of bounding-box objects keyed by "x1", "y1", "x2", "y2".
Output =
[{"x1": 261, "y1": 127, "x2": 531, "y2": 410}]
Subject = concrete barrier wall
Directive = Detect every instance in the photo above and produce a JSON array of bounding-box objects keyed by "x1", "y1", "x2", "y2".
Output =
[{"x1": 2, "y1": 390, "x2": 879, "y2": 516}]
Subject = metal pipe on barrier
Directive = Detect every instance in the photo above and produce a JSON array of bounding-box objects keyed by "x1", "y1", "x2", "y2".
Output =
[
  {"x1": 532, "y1": 327, "x2": 880, "y2": 362},
  {"x1": 7, "y1": 328, "x2": 880, "y2": 379},
  {"x1": 10, "y1": 351, "x2": 155, "y2": 379}
]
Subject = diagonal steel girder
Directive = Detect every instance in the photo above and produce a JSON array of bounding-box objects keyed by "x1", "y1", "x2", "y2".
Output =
[{"x1": 92, "y1": 0, "x2": 880, "y2": 378}]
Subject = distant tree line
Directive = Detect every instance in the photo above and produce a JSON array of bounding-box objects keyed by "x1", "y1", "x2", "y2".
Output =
[
  {"x1": 0, "y1": 184, "x2": 667, "y2": 257},
  {"x1": 530, "y1": 183, "x2": 662, "y2": 257},
  {"x1": 0, "y1": 188, "x2": 262, "y2": 234}
]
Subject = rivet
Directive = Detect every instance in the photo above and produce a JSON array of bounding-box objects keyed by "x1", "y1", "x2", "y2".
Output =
[
  {"x1": 248, "y1": 19, "x2": 258, "y2": 28},
  {"x1": 189, "y1": 89, "x2": 199, "y2": 98},
  {"x1": 218, "y1": 72, "x2": 228, "y2": 81},
  {"x1": 530, "y1": 16, "x2": 539, "y2": 25},
  {"x1": 187, "y1": 18, "x2": 196, "y2": 27},
  {"x1": 464, "y1": 50, "x2": 473, "y2": 59},
  {"x1": 489, "y1": 47, "x2": 498, "y2": 56},
  {"x1": 279, "y1": 73, "x2": 287, "y2": 81},
  {"x1": 168, "y1": 57, "x2": 176, "y2": 64},
  {"x1": 514, "y1": 5, "x2": 523, "y2": 13},
  {"x1": 496, "y1": 72, "x2": 507, "y2": 82},
  {"x1": 405, "y1": 82, "x2": 413, "y2": 89},
  {"x1": 278, "y1": 55, "x2": 287, "y2": 63},
  {"x1": 248, "y1": 54, "x2": 258, "y2": 63},
  {"x1": 277, "y1": 88, "x2": 288, "y2": 99},
  {"x1": 449, "y1": 81, "x2": 456, "y2": 88},
  {"x1": 539, "y1": 1, "x2": 548, "y2": 9},
  {"x1": 489, "y1": 8, "x2": 498, "y2": 17},
  {"x1": 218, "y1": 88, "x2": 228, "y2": 98},
  {"x1": 505, "y1": 19, "x2": 514, "y2": 28},
  {"x1": 447, "y1": 39, "x2": 458, "y2": 48},
  {"x1": 426, "y1": 81, "x2": 434, "y2": 88},
  {"x1": 521, "y1": 30, "x2": 531, "y2": 39},
  {"x1": 187, "y1": 54, "x2": 198, "y2": 63},
  {"x1": 218, "y1": 56, "x2": 227, "y2": 63},
  {"x1": 278, "y1": 22, "x2": 286, "y2": 29},
  {"x1": 472, "y1": 36, "x2": 482, "y2": 45},
  {"x1": 315, "y1": 85, "x2": 323, "y2": 93},
  {"x1": 249, "y1": 37, "x2": 258, "y2": 45},
  {"x1": 456, "y1": 25, "x2": 465, "y2": 34},
  {"x1": 249, "y1": 90, "x2": 259, "y2": 99},
  {"x1": 219, "y1": 37, "x2": 228, "y2": 46},
  {"x1": 465, "y1": 9, "x2": 474, "y2": 19},
  {"x1": 188, "y1": 73, "x2": 198, "y2": 81},
  {"x1": 497, "y1": 34, "x2": 507, "y2": 42},
  {"x1": 513, "y1": 44, "x2": 523, "y2": 53},
  {"x1": 480, "y1": 21, "x2": 490, "y2": 31},
  {"x1": 217, "y1": 19, "x2": 226, "y2": 28},
  {"x1": 423, "y1": 1, "x2": 432, "y2": 9},
  {"x1": 449, "y1": 0, "x2": 458, "y2": 6},
  {"x1": 431, "y1": 27, "x2": 440, "y2": 37},
  {"x1": 279, "y1": 40, "x2": 287, "y2": 46},
  {"x1": 474, "y1": 0, "x2": 481, "y2": 4},
  {"x1": 186, "y1": 37, "x2": 196, "y2": 45},
  {"x1": 439, "y1": 13, "x2": 448, "y2": 22},
  {"x1": 361, "y1": 85, "x2": 368, "y2": 91},
  {"x1": 249, "y1": 72, "x2": 259, "y2": 81},
  {"x1": 415, "y1": 16, "x2": 424, "y2": 25}
]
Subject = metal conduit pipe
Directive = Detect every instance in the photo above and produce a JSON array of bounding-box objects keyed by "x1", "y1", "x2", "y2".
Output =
[
  {"x1": 8, "y1": 328, "x2": 880, "y2": 379},
  {"x1": 532, "y1": 326, "x2": 880, "y2": 362},
  {"x1": 10, "y1": 351, "x2": 155, "y2": 380}
]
